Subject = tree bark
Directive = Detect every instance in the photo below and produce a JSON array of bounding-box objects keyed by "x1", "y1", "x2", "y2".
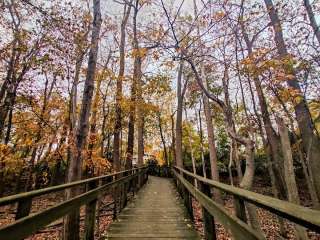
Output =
[
  {"x1": 202, "y1": 95, "x2": 222, "y2": 203},
  {"x1": 157, "y1": 112, "x2": 169, "y2": 166},
  {"x1": 170, "y1": 113, "x2": 176, "y2": 166},
  {"x1": 277, "y1": 117, "x2": 308, "y2": 240},
  {"x1": 304, "y1": 0, "x2": 320, "y2": 45},
  {"x1": 63, "y1": 0, "x2": 101, "y2": 239},
  {"x1": 113, "y1": 1, "x2": 132, "y2": 172},
  {"x1": 264, "y1": 0, "x2": 320, "y2": 201},
  {"x1": 195, "y1": 104, "x2": 206, "y2": 178},
  {"x1": 240, "y1": 33, "x2": 287, "y2": 199},
  {"x1": 126, "y1": 0, "x2": 141, "y2": 170},
  {"x1": 184, "y1": 107, "x2": 197, "y2": 188},
  {"x1": 175, "y1": 61, "x2": 184, "y2": 168}
]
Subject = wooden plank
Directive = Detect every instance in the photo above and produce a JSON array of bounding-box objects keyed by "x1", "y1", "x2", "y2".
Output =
[
  {"x1": 174, "y1": 170, "x2": 265, "y2": 240},
  {"x1": 106, "y1": 176, "x2": 200, "y2": 240},
  {"x1": 175, "y1": 167, "x2": 320, "y2": 232},
  {"x1": 199, "y1": 181, "x2": 216, "y2": 240},
  {"x1": 234, "y1": 196, "x2": 247, "y2": 223},
  {"x1": 84, "y1": 180, "x2": 99, "y2": 240},
  {"x1": 0, "y1": 171, "x2": 145, "y2": 240},
  {"x1": 0, "y1": 167, "x2": 147, "y2": 207}
]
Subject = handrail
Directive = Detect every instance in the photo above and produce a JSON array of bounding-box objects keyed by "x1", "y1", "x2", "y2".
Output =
[
  {"x1": 0, "y1": 171, "x2": 146, "y2": 240},
  {"x1": 0, "y1": 166, "x2": 146, "y2": 206},
  {"x1": 174, "y1": 169, "x2": 265, "y2": 240},
  {"x1": 174, "y1": 166, "x2": 320, "y2": 232},
  {"x1": 0, "y1": 166, "x2": 148, "y2": 240}
]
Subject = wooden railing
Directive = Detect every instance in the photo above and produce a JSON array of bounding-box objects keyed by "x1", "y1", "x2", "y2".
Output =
[
  {"x1": 173, "y1": 166, "x2": 320, "y2": 240},
  {"x1": 0, "y1": 166, "x2": 148, "y2": 240}
]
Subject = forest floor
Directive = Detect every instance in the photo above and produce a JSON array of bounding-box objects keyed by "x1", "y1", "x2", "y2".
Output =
[
  {"x1": 0, "y1": 175, "x2": 319, "y2": 239},
  {"x1": 192, "y1": 175, "x2": 320, "y2": 240}
]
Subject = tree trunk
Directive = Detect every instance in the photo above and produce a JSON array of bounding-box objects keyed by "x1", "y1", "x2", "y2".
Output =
[
  {"x1": 171, "y1": 113, "x2": 176, "y2": 166},
  {"x1": 304, "y1": 0, "x2": 320, "y2": 45},
  {"x1": 184, "y1": 108, "x2": 197, "y2": 188},
  {"x1": 126, "y1": 0, "x2": 141, "y2": 170},
  {"x1": 264, "y1": 0, "x2": 320, "y2": 201},
  {"x1": 158, "y1": 112, "x2": 169, "y2": 165},
  {"x1": 175, "y1": 61, "x2": 184, "y2": 168},
  {"x1": 63, "y1": 0, "x2": 101, "y2": 239},
  {"x1": 113, "y1": 2, "x2": 132, "y2": 172},
  {"x1": 202, "y1": 95, "x2": 222, "y2": 203},
  {"x1": 277, "y1": 117, "x2": 308, "y2": 240},
  {"x1": 195, "y1": 105, "x2": 206, "y2": 178},
  {"x1": 86, "y1": 75, "x2": 102, "y2": 177}
]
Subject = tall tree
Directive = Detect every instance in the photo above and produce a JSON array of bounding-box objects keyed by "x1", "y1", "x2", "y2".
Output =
[
  {"x1": 304, "y1": 0, "x2": 320, "y2": 45},
  {"x1": 63, "y1": 0, "x2": 101, "y2": 239},
  {"x1": 263, "y1": 0, "x2": 320, "y2": 201},
  {"x1": 175, "y1": 61, "x2": 185, "y2": 168},
  {"x1": 113, "y1": 1, "x2": 132, "y2": 172}
]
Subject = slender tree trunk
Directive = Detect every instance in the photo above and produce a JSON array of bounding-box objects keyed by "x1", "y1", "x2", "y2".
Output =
[
  {"x1": 240, "y1": 23, "x2": 287, "y2": 199},
  {"x1": 264, "y1": 0, "x2": 320, "y2": 201},
  {"x1": 87, "y1": 76, "x2": 102, "y2": 177},
  {"x1": 184, "y1": 108, "x2": 197, "y2": 188},
  {"x1": 304, "y1": 0, "x2": 320, "y2": 45},
  {"x1": 245, "y1": 59, "x2": 287, "y2": 235},
  {"x1": 277, "y1": 117, "x2": 308, "y2": 240},
  {"x1": 170, "y1": 113, "x2": 176, "y2": 166},
  {"x1": 113, "y1": 2, "x2": 131, "y2": 172},
  {"x1": 137, "y1": 116, "x2": 144, "y2": 167},
  {"x1": 126, "y1": 0, "x2": 141, "y2": 170},
  {"x1": 193, "y1": 0, "x2": 221, "y2": 200},
  {"x1": 63, "y1": 1, "x2": 101, "y2": 239},
  {"x1": 195, "y1": 104, "x2": 206, "y2": 178},
  {"x1": 157, "y1": 112, "x2": 169, "y2": 165},
  {"x1": 0, "y1": 82, "x2": 17, "y2": 141},
  {"x1": 202, "y1": 95, "x2": 222, "y2": 203},
  {"x1": 222, "y1": 66, "x2": 262, "y2": 233},
  {"x1": 175, "y1": 61, "x2": 184, "y2": 168}
]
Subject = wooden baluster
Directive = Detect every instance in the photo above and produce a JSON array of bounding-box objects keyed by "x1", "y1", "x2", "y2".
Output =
[
  {"x1": 84, "y1": 180, "x2": 98, "y2": 240},
  {"x1": 15, "y1": 198, "x2": 32, "y2": 220},
  {"x1": 145, "y1": 168, "x2": 148, "y2": 184},
  {"x1": 199, "y1": 181, "x2": 217, "y2": 240},
  {"x1": 234, "y1": 196, "x2": 247, "y2": 223},
  {"x1": 132, "y1": 169, "x2": 136, "y2": 196},
  {"x1": 182, "y1": 174, "x2": 194, "y2": 221},
  {"x1": 122, "y1": 171, "x2": 128, "y2": 210},
  {"x1": 113, "y1": 175, "x2": 118, "y2": 220}
]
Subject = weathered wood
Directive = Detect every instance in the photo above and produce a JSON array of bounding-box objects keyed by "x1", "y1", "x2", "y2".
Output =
[
  {"x1": 84, "y1": 198, "x2": 97, "y2": 240},
  {"x1": 0, "y1": 168, "x2": 145, "y2": 207},
  {"x1": 199, "y1": 181, "x2": 216, "y2": 240},
  {"x1": 175, "y1": 167, "x2": 320, "y2": 232},
  {"x1": 0, "y1": 169, "x2": 147, "y2": 240},
  {"x1": 182, "y1": 186, "x2": 194, "y2": 221},
  {"x1": 15, "y1": 197, "x2": 32, "y2": 220},
  {"x1": 106, "y1": 176, "x2": 200, "y2": 239},
  {"x1": 174, "y1": 170, "x2": 266, "y2": 240},
  {"x1": 234, "y1": 196, "x2": 247, "y2": 223},
  {"x1": 84, "y1": 180, "x2": 98, "y2": 240}
]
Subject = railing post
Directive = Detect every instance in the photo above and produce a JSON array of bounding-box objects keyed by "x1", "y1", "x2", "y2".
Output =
[
  {"x1": 132, "y1": 169, "x2": 136, "y2": 196},
  {"x1": 199, "y1": 181, "x2": 217, "y2": 240},
  {"x1": 234, "y1": 196, "x2": 247, "y2": 223},
  {"x1": 15, "y1": 198, "x2": 32, "y2": 220},
  {"x1": 113, "y1": 175, "x2": 118, "y2": 220},
  {"x1": 121, "y1": 172, "x2": 128, "y2": 210},
  {"x1": 182, "y1": 174, "x2": 194, "y2": 221},
  {"x1": 145, "y1": 168, "x2": 148, "y2": 184},
  {"x1": 84, "y1": 180, "x2": 98, "y2": 240}
]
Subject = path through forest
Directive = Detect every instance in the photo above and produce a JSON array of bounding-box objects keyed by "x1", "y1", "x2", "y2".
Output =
[{"x1": 105, "y1": 176, "x2": 200, "y2": 239}]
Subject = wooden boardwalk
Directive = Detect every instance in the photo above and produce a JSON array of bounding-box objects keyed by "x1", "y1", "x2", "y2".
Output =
[{"x1": 105, "y1": 176, "x2": 201, "y2": 240}]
